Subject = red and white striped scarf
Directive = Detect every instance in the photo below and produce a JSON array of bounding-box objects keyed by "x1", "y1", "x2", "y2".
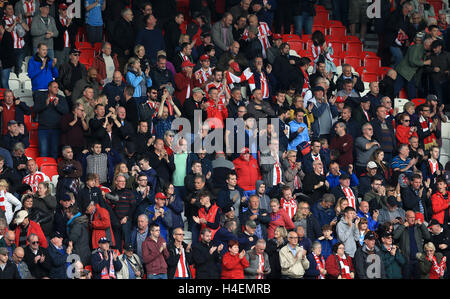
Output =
[
  {"x1": 363, "y1": 109, "x2": 370, "y2": 122},
  {"x1": 256, "y1": 253, "x2": 264, "y2": 279},
  {"x1": 206, "y1": 81, "x2": 228, "y2": 105},
  {"x1": 313, "y1": 253, "x2": 326, "y2": 279},
  {"x1": 99, "y1": 250, "x2": 116, "y2": 279},
  {"x1": 175, "y1": 247, "x2": 189, "y2": 278},
  {"x1": 300, "y1": 68, "x2": 310, "y2": 97},
  {"x1": 22, "y1": 172, "x2": 46, "y2": 193},
  {"x1": 4, "y1": 16, "x2": 25, "y2": 49},
  {"x1": 342, "y1": 186, "x2": 356, "y2": 209},
  {"x1": 60, "y1": 17, "x2": 70, "y2": 48},
  {"x1": 428, "y1": 255, "x2": 446, "y2": 279},
  {"x1": 242, "y1": 22, "x2": 272, "y2": 58},
  {"x1": 0, "y1": 190, "x2": 5, "y2": 212},
  {"x1": 273, "y1": 161, "x2": 282, "y2": 185},
  {"x1": 195, "y1": 67, "x2": 212, "y2": 85},
  {"x1": 280, "y1": 197, "x2": 297, "y2": 219},
  {"x1": 428, "y1": 159, "x2": 439, "y2": 175},
  {"x1": 337, "y1": 254, "x2": 352, "y2": 279},
  {"x1": 419, "y1": 115, "x2": 437, "y2": 148},
  {"x1": 241, "y1": 68, "x2": 256, "y2": 91}
]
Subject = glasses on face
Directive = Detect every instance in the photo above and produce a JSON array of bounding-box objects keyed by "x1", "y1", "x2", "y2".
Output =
[
  {"x1": 175, "y1": 233, "x2": 185, "y2": 236},
  {"x1": 338, "y1": 246, "x2": 345, "y2": 249},
  {"x1": 31, "y1": 241, "x2": 39, "y2": 245},
  {"x1": 403, "y1": 119, "x2": 410, "y2": 122},
  {"x1": 423, "y1": 109, "x2": 430, "y2": 112}
]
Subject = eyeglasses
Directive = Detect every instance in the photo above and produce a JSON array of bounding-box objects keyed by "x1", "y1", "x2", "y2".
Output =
[
  {"x1": 175, "y1": 233, "x2": 185, "y2": 236},
  {"x1": 31, "y1": 241, "x2": 39, "y2": 245},
  {"x1": 423, "y1": 109, "x2": 430, "y2": 112},
  {"x1": 403, "y1": 119, "x2": 410, "y2": 122}
]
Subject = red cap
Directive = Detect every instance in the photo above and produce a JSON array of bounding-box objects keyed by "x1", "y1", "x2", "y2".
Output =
[
  {"x1": 230, "y1": 62, "x2": 240, "y2": 72},
  {"x1": 181, "y1": 60, "x2": 196, "y2": 68},
  {"x1": 415, "y1": 212, "x2": 424, "y2": 223},
  {"x1": 200, "y1": 54, "x2": 210, "y2": 61},
  {"x1": 155, "y1": 192, "x2": 167, "y2": 200},
  {"x1": 335, "y1": 96, "x2": 345, "y2": 103},
  {"x1": 59, "y1": 3, "x2": 68, "y2": 10},
  {"x1": 241, "y1": 147, "x2": 250, "y2": 154},
  {"x1": 273, "y1": 33, "x2": 282, "y2": 40}
]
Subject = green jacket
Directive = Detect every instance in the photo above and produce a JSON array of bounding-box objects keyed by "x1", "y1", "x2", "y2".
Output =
[
  {"x1": 395, "y1": 43, "x2": 426, "y2": 84},
  {"x1": 393, "y1": 223, "x2": 431, "y2": 262},
  {"x1": 379, "y1": 244, "x2": 406, "y2": 279}
]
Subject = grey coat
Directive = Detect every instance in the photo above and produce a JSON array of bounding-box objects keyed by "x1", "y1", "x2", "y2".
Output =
[
  {"x1": 68, "y1": 215, "x2": 91, "y2": 266},
  {"x1": 211, "y1": 21, "x2": 234, "y2": 52},
  {"x1": 353, "y1": 245, "x2": 386, "y2": 279},
  {"x1": 336, "y1": 217, "x2": 360, "y2": 258},
  {"x1": 244, "y1": 249, "x2": 271, "y2": 279},
  {"x1": 259, "y1": 150, "x2": 284, "y2": 189},
  {"x1": 30, "y1": 14, "x2": 59, "y2": 49}
]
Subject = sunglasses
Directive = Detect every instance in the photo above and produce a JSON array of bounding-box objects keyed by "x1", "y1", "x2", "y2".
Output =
[
  {"x1": 31, "y1": 241, "x2": 39, "y2": 245},
  {"x1": 403, "y1": 119, "x2": 410, "y2": 122}
]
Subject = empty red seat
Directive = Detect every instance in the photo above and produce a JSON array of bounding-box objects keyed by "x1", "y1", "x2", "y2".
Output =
[
  {"x1": 282, "y1": 34, "x2": 301, "y2": 42},
  {"x1": 326, "y1": 20, "x2": 343, "y2": 27},
  {"x1": 361, "y1": 72, "x2": 379, "y2": 83},
  {"x1": 29, "y1": 129, "x2": 39, "y2": 147},
  {"x1": 25, "y1": 146, "x2": 39, "y2": 160},
  {"x1": 36, "y1": 157, "x2": 57, "y2": 168},
  {"x1": 301, "y1": 34, "x2": 312, "y2": 42},
  {"x1": 343, "y1": 55, "x2": 361, "y2": 68},
  {"x1": 346, "y1": 42, "x2": 363, "y2": 55},
  {"x1": 315, "y1": 10, "x2": 329, "y2": 24},
  {"x1": 41, "y1": 164, "x2": 58, "y2": 178},
  {"x1": 329, "y1": 41, "x2": 344, "y2": 57},
  {"x1": 328, "y1": 26, "x2": 346, "y2": 40},
  {"x1": 363, "y1": 56, "x2": 381, "y2": 70},
  {"x1": 312, "y1": 25, "x2": 326, "y2": 35},
  {"x1": 288, "y1": 41, "x2": 304, "y2": 54}
]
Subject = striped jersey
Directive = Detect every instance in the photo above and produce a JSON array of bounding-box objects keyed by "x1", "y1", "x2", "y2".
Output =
[{"x1": 22, "y1": 171, "x2": 49, "y2": 192}]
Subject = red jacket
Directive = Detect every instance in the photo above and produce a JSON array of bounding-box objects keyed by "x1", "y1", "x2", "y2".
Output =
[
  {"x1": 92, "y1": 53, "x2": 119, "y2": 84},
  {"x1": 267, "y1": 210, "x2": 295, "y2": 239},
  {"x1": 431, "y1": 191, "x2": 450, "y2": 225},
  {"x1": 15, "y1": 220, "x2": 48, "y2": 248},
  {"x1": 325, "y1": 254, "x2": 355, "y2": 279},
  {"x1": 233, "y1": 154, "x2": 261, "y2": 191},
  {"x1": 221, "y1": 251, "x2": 249, "y2": 279},
  {"x1": 395, "y1": 125, "x2": 418, "y2": 146},
  {"x1": 90, "y1": 204, "x2": 115, "y2": 248},
  {"x1": 206, "y1": 99, "x2": 228, "y2": 129},
  {"x1": 142, "y1": 236, "x2": 170, "y2": 275},
  {"x1": 174, "y1": 71, "x2": 196, "y2": 106}
]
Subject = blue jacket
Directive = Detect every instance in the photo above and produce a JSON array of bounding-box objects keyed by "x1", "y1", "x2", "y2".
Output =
[
  {"x1": 27, "y1": 54, "x2": 58, "y2": 91},
  {"x1": 144, "y1": 205, "x2": 172, "y2": 242},
  {"x1": 167, "y1": 193, "x2": 184, "y2": 229},
  {"x1": 357, "y1": 210, "x2": 379, "y2": 231},
  {"x1": 130, "y1": 226, "x2": 150, "y2": 253},
  {"x1": 287, "y1": 120, "x2": 309, "y2": 151},
  {"x1": 311, "y1": 201, "x2": 336, "y2": 227},
  {"x1": 317, "y1": 237, "x2": 338, "y2": 260},
  {"x1": 326, "y1": 171, "x2": 359, "y2": 190},
  {"x1": 47, "y1": 242, "x2": 68, "y2": 279},
  {"x1": 126, "y1": 70, "x2": 152, "y2": 98}
]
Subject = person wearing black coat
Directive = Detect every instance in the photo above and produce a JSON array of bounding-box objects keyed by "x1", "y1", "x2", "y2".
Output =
[
  {"x1": 400, "y1": 182, "x2": 433, "y2": 222},
  {"x1": 272, "y1": 43, "x2": 299, "y2": 91},
  {"x1": 66, "y1": 206, "x2": 91, "y2": 266},
  {"x1": 164, "y1": 14, "x2": 183, "y2": 61},
  {"x1": 192, "y1": 228, "x2": 222, "y2": 279},
  {"x1": 370, "y1": 108, "x2": 397, "y2": 163},
  {"x1": 111, "y1": 9, "x2": 136, "y2": 69},
  {"x1": 0, "y1": 163, "x2": 21, "y2": 194},
  {"x1": 90, "y1": 245, "x2": 123, "y2": 279},
  {"x1": 166, "y1": 228, "x2": 194, "y2": 279},
  {"x1": 23, "y1": 242, "x2": 52, "y2": 279},
  {"x1": 0, "y1": 251, "x2": 21, "y2": 279},
  {"x1": 335, "y1": 71, "x2": 365, "y2": 96},
  {"x1": 265, "y1": 236, "x2": 287, "y2": 279},
  {"x1": 0, "y1": 25, "x2": 16, "y2": 89},
  {"x1": 239, "y1": 197, "x2": 271, "y2": 240}
]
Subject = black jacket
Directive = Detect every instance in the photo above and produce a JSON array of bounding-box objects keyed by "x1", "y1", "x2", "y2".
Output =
[
  {"x1": 47, "y1": 242, "x2": 69, "y2": 279},
  {"x1": 191, "y1": 241, "x2": 221, "y2": 279},
  {"x1": 239, "y1": 208, "x2": 271, "y2": 240},
  {"x1": 54, "y1": 16, "x2": 76, "y2": 51},
  {"x1": 0, "y1": 260, "x2": 21, "y2": 279},
  {"x1": 400, "y1": 186, "x2": 433, "y2": 222},
  {"x1": 112, "y1": 17, "x2": 136, "y2": 57},
  {"x1": 336, "y1": 74, "x2": 365, "y2": 95},
  {"x1": 166, "y1": 241, "x2": 193, "y2": 279},
  {"x1": 90, "y1": 249, "x2": 123, "y2": 279},
  {"x1": 0, "y1": 31, "x2": 16, "y2": 69},
  {"x1": 23, "y1": 245, "x2": 52, "y2": 278},
  {"x1": 370, "y1": 117, "x2": 397, "y2": 153}
]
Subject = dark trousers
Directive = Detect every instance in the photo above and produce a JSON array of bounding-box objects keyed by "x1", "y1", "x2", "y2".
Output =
[{"x1": 403, "y1": 259, "x2": 419, "y2": 279}]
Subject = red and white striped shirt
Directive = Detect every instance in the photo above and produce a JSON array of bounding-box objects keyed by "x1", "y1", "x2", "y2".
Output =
[
  {"x1": 0, "y1": 191, "x2": 5, "y2": 212},
  {"x1": 342, "y1": 186, "x2": 356, "y2": 209},
  {"x1": 3, "y1": 16, "x2": 25, "y2": 49},
  {"x1": 242, "y1": 22, "x2": 272, "y2": 59},
  {"x1": 429, "y1": 159, "x2": 439, "y2": 175},
  {"x1": 59, "y1": 16, "x2": 70, "y2": 48},
  {"x1": 256, "y1": 253, "x2": 264, "y2": 279},
  {"x1": 22, "y1": 171, "x2": 48, "y2": 192},
  {"x1": 280, "y1": 197, "x2": 297, "y2": 220},
  {"x1": 175, "y1": 247, "x2": 189, "y2": 278},
  {"x1": 23, "y1": 0, "x2": 36, "y2": 27}
]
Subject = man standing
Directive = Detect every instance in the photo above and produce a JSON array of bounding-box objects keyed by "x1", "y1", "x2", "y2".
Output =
[
  {"x1": 353, "y1": 231, "x2": 386, "y2": 279},
  {"x1": 91, "y1": 237, "x2": 122, "y2": 279},
  {"x1": 211, "y1": 12, "x2": 234, "y2": 57},
  {"x1": 401, "y1": 173, "x2": 433, "y2": 222},
  {"x1": 23, "y1": 233, "x2": 51, "y2": 278},
  {"x1": 192, "y1": 228, "x2": 223, "y2": 279},
  {"x1": 431, "y1": 177, "x2": 450, "y2": 229},
  {"x1": 370, "y1": 105, "x2": 396, "y2": 163},
  {"x1": 135, "y1": 14, "x2": 165, "y2": 63},
  {"x1": 30, "y1": 2, "x2": 58, "y2": 58},
  {"x1": 336, "y1": 207, "x2": 360, "y2": 258},
  {"x1": 27, "y1": 43, "x2": 58, "y2": 94},
  {"x1": 244, "y1": 239, "x2": 271, "y2": 279},
  {"x1": 144, "y1": 192, "x2": 173, "y2": 242},
  {"x1": 167, "y1": 227, "x2": 193, "y2": 279},
  {"x1": 142, "y1": 223, "x2": 169, "y2": 279},
  {"x1": 54, "y1": 3, "x2": 74, "y2": 67},
  {"x1": 84, "y1": 0, "x2": 106, "y2": 45}
]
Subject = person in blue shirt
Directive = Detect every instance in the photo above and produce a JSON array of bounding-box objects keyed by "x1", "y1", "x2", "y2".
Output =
[
  {"x1": 85, "y1": 0, "x2": 106, "y2": 45},
  {"x1": 316, "y1": 224, "x2": 338, "y2": 260},
  {"x1": 288, "y1": 110, "x2": 309, "y2": 151},
  {"x1": 326, "y1": 161, "x2": 359, "y2": 190},
  {"x1": 311, "y1": 193, "x2": 336, "y2": 228},
  {"x1": 28, "y1": 43, "x2": 58, "y2": 93},
  {"x1": 135, "y1": 14, "x2": 165, "y2": 63},
  {"x1": 144, "y1": 192, "x2": 173, "y2": 242},
  {"x1": 357, "y1": 200, "x2": 379, "y2": 232}
]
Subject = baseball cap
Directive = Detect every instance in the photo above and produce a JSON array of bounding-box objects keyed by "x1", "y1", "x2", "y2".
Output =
[
  {"x1": 0, "y1": 247, "x2": 8, "y2": 256},
  {"x1": 7, "y1": 120, "x2": 18, "y2": 126},
  {"x1": 59, "y1": 3, "x2": 68, "y2": 10},
  {"x1": 367, "y1": 161, "x2": 378, "y2": 169},
  {"x1": 40, "y1": 2, "x2": 50, "y2": 8},
  {"x1": 124, "y1": 244, "x2": 134, "y2": 252},
  {"x1": 50, "y1": 231, "x2": 64, "y2": 239},
  {"x1": 246, "y1": 220, "x2": 257, "y2": 229},
  {"x1": 98, "y1": 237, "x2": 110, "y2": 244},
  {"x1": 273, "y1": 33, "x2": 282, "y2": 40},
  {"x1": 192, "y1": 87, "x2": 205, "y2": 95},
  {"x1": 15, "y1": 210, "x2": 29, "y2": 225},
  {"x1": 69, "y1": 48, "x2": 81, "y2": 55},
  {"x1": 199, "y1": 54, "x2": 210, "y2": 61},
  {"x1": 428, "y1": 219, "x2": 442, "y2": 228},
  {"x1": 339, "y1": 173, "x2": 350, "y2": 180},
  {"x1": 155, "y1": 192, "x2": 167, "y2": 200},
  {"x1": 181, "y1": 61, "x2": 195, "y2": 68},
  {"x1": 380, "y1": 231, "x2": 392, "y2": 239},
  {"x1": 364, "y1": 231, "x2": 376, "y2": 240},
  {"x1": 360, "y1": 96, "x2": 370, "y2": 103},
  {"x1": 312, "y1": 86, "x2": 324, "y2": 93}
]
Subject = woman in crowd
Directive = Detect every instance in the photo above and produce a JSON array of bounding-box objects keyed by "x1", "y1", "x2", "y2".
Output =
[
  {"x1": 305, "y1": 241, "x2": 327, "y2": 279},
  {"x1": 371, "y1": 149, "x2": 390, "y2": 182},
  {"x1": 417, "y1": 242, "x2": 446, "y2": 279},
  {"x1": 163, "y1": 182, "x2": 184, "y2": 230},
  {"x1": 0, "y1": 179, "x2": 21, "y2": 226},
  {"x1": 125, "y1": 57, "x2": 153, "y2": 100},
  {"x1": 113, "y1": 163, "x2": 136, "y2": 189},
  {"x1": 33, "y1": 182, "x2": 57, "y2": 235},
  {"x1": 221, "y1": 240, "x2": 249, "y2": 279},
  {"x1": 325, "y1": 242, "x2": 355, "y2": 279},
  {"x1": 265, "y1": 226, "x2": 288, "y2": 279},
  {"x1": 357, "y1": 218, "x2": 370, "y2": 248}
]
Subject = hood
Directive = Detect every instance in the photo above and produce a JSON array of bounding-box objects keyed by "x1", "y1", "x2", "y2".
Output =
[{"x1": 255, "y1": 180, "x2": 264, "y2": 191}]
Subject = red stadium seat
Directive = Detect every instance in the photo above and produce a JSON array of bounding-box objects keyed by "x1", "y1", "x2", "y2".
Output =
[
  {"x1": 329, "y1": 41, "x2": 344, "y2": 57},
  {"x1": 325, "y1": 20, "x2": 343, "y2": 27},
  {"x1": 361, "y1": 72, "x2": 379, "y2": 83},
  {"x1": 282, "y1": 34, "x2": 301, "y2": 42},
  {"x1": 328, "y1": 25, "x2": 346, "y2": 40},
  {"x1": 301, "y1": 34, "x2": 312, "y2": 43},
  {"x1": 75, "y1": 41, "x2": 91, "y2": 49},
  {"x1": 315, "y1": 4, "x2": 327, "y2": 11},
  {"x1": 399, "y1": 88, "x2": 408, "y2": 99},
  {"x1": 363, "y1": 56, "x2": 381, "y2": 70},
  {"x1": 288, "y1": 41, "x2": 304, "y2": 54},
  {"x1": 24, "y1": 115, "x2": 32, "y2": 131},
  {"x1": 25, "y1": 146, "x2": 39, "y2": 160},
  {"x1": 36, "y1": 157, "x2": 57, "y2": 168},
  {"x1": 312, "y1": 25, "x2": 326, "y2": 35},
  {"x1": 29, "y1": 128, "x2": 39, "y2": 147},
  {"x1": 41, "y1": 164, "x2": 58, "y2": 178},
  {"x1": 305, "y1": 39, "x2": 314, "y2": 52},
  {"x1": 93, "y1": 42, "x2": 103, "y2": 55},
  {"x1": 315, "y1": 10, "x2": 329, "y2": 24},
  {"x1": 343, "y1": 55, "x2": 361, "y2": 68},
  {"x1": 411, "y1": 98, "x2": 427, "y2": 107},
  {"x1": 345, "y1": 35, "x2": 361, "y2": 43},
  {"x1": 378, "y1": 66, "x2": 393, "y2": 79},
  {"x1": 346, "y1": 41, "x2": 363, "y2": 55}
]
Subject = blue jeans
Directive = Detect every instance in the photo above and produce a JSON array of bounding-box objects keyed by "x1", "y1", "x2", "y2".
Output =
[
  {"x1": 147, "y1": 273, "x2": 168, "y2": 279},
  {"x1": 38, "y1": 129, "x2": 60, "y2": 159},
  {"x1": 390, "y1": 46, "x2": 403, "y2": 68},
  {"x1": 332, "y1": 0, "x2": 349, "y2": 26},
  {"x1": 293, "y1": 12, "x2": 314, "y2": 37},
  {"x1": 394, "y1": 74, "x2": 417, "y2": 100},
  {"x1": 0, "y1": 68, "x2": 11, "y2": 89}
]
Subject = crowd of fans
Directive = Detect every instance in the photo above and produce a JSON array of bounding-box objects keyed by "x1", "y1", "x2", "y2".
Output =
[{"x1": 0, "y1": 0, "x2": 449, "y2": 280}]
